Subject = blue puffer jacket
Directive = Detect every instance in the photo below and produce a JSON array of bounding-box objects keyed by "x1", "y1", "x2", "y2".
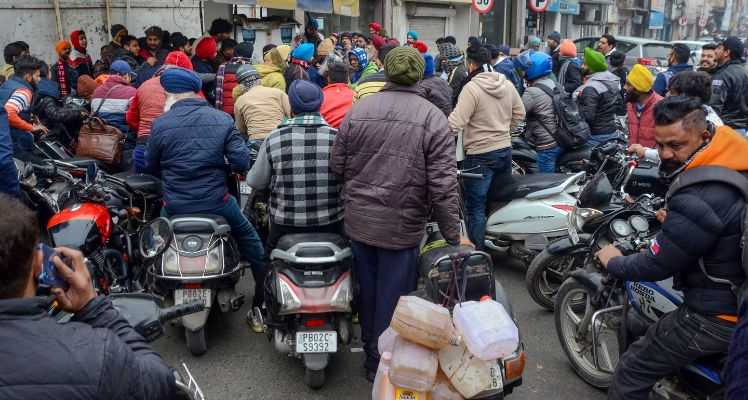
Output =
[
  {"x1": 146, "y1": 98, "x2": 250, "y2": 213},
  {"x1": 495, "y1": 57, "x2": 523, "y2": 96},
  {"x1": 0, "y1": 77, "x2": 33, "y2": 196}
]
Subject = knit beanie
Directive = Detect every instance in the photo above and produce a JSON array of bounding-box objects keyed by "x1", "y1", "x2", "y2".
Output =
[
  {"x1": 559, "y1": 39, "x2": 577, "y2": 57},
  {"x1": 160, "y1": 67, "x2": 202, "y2": 94},
  {"x1": 423, "y1": 54, "x2": 435, "y2": 78},
  {"x1": 626, "y1": 64, "x2": 655, "y2": 93},
  {"x1": 70, "y1": 30, "x2": 86, "y2": 53},
  {"x1": 288, "y1": 80, "x2": 323, "y2": 114},
  {"x1": 413, "y1": 40, "x2": 428, "y2": 54},
  {"x1": 584, "y1": 47, "x2": 608, "y2": 73},
  {"x1": 384, "y1": 46, "x2": 424, "y2": 86},
  {"x1": 195, "y1": 36, "x2": 217, "y2": 60},
  {"x1": 291, "y1": 43, "x2": 315, "y2": 62},
  {"x1": 164, "y1": 51, "x2": 193, "y2": 70},
  {"x1": 317, "y1": 39, "x2": 335, "y2": 57},
  {"x1": 76, "y1": 75, "x2": 96, "y2": 100},
  {"x1": 110, "y1": 24, "x2": 126, "y2": 39},
  {"x1": 235, "y1": 42, "x2": 254, "y2": 59},
  {"x1": 55, "y1": 40, "x2": 71, "y2": 56},
  {"x1": 548, "y1": 31, "x2": 561, "y2": 44},
  {"x1": 407, "y1": 31, "x2": 418, "y2": 41},
  {"x1": 236, "y1": 64, "x2": 260, "y2": 87}
]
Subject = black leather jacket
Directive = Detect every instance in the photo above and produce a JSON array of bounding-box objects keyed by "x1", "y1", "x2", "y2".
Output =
[{"x1": 709, "y1": 60, "x2": 748, "y2": 130}]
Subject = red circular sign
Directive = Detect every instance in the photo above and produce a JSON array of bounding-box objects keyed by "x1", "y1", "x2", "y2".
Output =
[
  {"x1": 472, "y1": 0, "x2": 494, "y2": 14},
  {"x1": 528, "y1": 0, "x2": 550, "y2": 12}
]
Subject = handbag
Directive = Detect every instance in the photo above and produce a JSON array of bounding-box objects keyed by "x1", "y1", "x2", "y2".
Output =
[{"x1": 76, "y1": 85, "x2": 124, "y2": 165}]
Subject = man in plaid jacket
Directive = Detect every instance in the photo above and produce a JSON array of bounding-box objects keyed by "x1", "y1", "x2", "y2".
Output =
[{"x1": 246, "y1": 79, "x2": 343, "y2": 248}]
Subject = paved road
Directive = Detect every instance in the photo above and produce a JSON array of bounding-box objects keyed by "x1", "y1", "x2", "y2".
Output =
[{"x1": 153, "y1": 257, "x2": 608, "y2": 400}]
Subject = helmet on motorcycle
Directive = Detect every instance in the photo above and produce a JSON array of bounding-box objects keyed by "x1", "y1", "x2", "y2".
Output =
[{"x1": 513, "y1": 50, "x2": 552, "y2": 81}]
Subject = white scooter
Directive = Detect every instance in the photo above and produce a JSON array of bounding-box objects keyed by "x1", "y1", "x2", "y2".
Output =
[{"x1": 483, "y1": 171, "x2": 585, "y2": 262}]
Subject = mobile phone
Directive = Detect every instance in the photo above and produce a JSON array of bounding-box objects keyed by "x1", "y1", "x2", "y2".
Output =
[{"x1": 37, "y1": 244, "x2": 69, "y2": 290}]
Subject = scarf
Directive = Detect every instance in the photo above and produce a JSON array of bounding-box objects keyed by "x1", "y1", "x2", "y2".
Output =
[
  {"x1": 55, "y1": 59, "x2": 69, "y2": 97},
  {"x1": 69, "y1": 48, "x2": 92, "y2": 70},
  {"x1": 290, "y1": 58, "x2": 310, "y2": 69}
]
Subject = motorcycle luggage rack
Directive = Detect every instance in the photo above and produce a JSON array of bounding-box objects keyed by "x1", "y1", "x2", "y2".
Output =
[
  {"x1": 590, "y1": 304, "x2": 624, "y2": 373},
  {"x1": 270, "y1": 242, "x2": 352, "y2": 265},
  {"x1": 176, "y1": 362, "x2": 205, "y2": 400}
]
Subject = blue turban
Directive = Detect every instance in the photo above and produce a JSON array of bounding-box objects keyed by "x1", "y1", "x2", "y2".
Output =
[
  {"x1": 407, "y1": 31, "x2": 418, "y2": 40},
  {"x1": 423, "y1": 54, "x2": 435, "y2": 78},
  {"x1": 292, "y1": 43, "x2": 315, "y2": 62},
  {"x1": 160, "y1": 67, "x2": 202, "y2": 94},
  {"x1": 288, "y1": 80, "x2": 323, "y2": 114}
]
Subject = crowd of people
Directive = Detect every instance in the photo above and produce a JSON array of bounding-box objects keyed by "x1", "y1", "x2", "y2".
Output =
[{"x1": 2, "y1": 17, "x2": 748, "y2": 400}]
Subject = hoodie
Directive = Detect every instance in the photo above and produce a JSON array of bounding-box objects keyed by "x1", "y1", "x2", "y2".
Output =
[
  {"x1": 254, "y1": 63, "x2": 286, "y2": 92},
  {"x1": 448, "y1": 72, "x2": 526, "y2": 155},
  {"x1": 576, "y1": 70, "x2": 623, "y2": 135},
  {"x1": 686, "y1": 126, "x2": 748, "y2": 172}
]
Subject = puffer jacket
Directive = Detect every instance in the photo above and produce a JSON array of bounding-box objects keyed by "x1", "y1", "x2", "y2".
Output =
[
  {"x1": 126, "y1": 71, "x2": 167, "y2": 140},
  {"x1": 32, "y1": 79, "x2": 83, "y2": 145},
  {"x1": 494, "y1": 57, "x2": 524, "y2": 96},
  {"x1": 448, "y1": 64, "x2": 469, "y2": 107},
  {"x1": 0, "y1": 296, "x2": 175, "y2": 400},
  {"x1": 608, "y1": 126, "x2": 748, "y2": 316},
  {"x1": 331, "y1": 83, "x2": 460, "y2": 249},
  {"x1": 418, "y1": 75, "x2": 453, "y2": 117},
  {"x1": 575, "y1": 71, "x2": 622, "y2": 135},
  {"x1": 626, "y1": 92, "x2": 663, "y2": 148},
  {"x1": 215, "y1": 57, "x2": 253, "y2": 116},
  {"x1": 522, "y1": 78, "x2": 558, "y2": 151},
  {"x1": 255, "y1": 63, "x2": 286, "y2": 92},
  {"x1": 146, "y1": 98, "x2": 249, "y2": 213},
  {"x1": 709, "y1": 60, "x2": 748, "y2": 130},
  {"x1": 91, "y1": 75, "x2": 136, "y2": 135}
]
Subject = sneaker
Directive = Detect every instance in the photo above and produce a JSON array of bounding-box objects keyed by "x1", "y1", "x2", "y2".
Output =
[{"x1": 246, "y1": 306, "x2": 265, "y2": 333}]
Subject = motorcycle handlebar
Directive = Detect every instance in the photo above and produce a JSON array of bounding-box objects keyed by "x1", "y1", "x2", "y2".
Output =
[
  {"x1": 458, "y1": 172, "x2": 483, "y2": 180},
  {"x1": 159, "y1": 301, "x2": 205, "y2": 323}
]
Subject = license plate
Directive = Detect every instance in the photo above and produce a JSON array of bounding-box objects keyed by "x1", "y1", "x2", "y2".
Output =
[
  {"x1": 295, "y1": 331, "x2": 337, "y2": 353},
  {"x1": 175, "y1": 288, "x2": 212, "y2": 308},
  {"x1": 569, "y1": 224, "x2": 580, "y2": 245},
  {"x1": 239, "y1": 181, "x2": 252, "y2": 195},
  {"x1": 488, "y1": 363, "x2": 504, "y2": 391},
  {"x1": 395, "y1": 388, "x2": 427, "y2": 400}
]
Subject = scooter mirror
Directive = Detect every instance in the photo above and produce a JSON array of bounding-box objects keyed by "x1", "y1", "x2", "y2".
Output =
[
  {"x1": 139, "y1": 217, "x2": 173, "y2": 259},
  {"x1": 85, "y1": 162, "x2": 98, "y2": 186}
]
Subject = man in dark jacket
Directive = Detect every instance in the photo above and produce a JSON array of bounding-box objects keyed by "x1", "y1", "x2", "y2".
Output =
[
  {"x1": 191, "y1": 36, "x2": 218, "y2": 105},
  {"x1": 577, "y1": 48, "x2": 623, "y2": 147},
  {"x1": 709, "y1": 36, "x2": 748, "y2": 133},
  {"x1": 33, "y1": 64, "x2": 87, "y2": 148},
  {"x1": 653, "y1": 43, "x2": 693, "y2": 96},
  {"x1": 547, "y1": 31, "x2": 561, "y2": 75},
  {"x1": 145, "y1": 68, "x2": 266, "y2": 332},
  {"x1": 597, "y1": 96, "x2": 748, "y2": 400},
  {"x1": 0, "y1": 195, "x2": 175, "y2": 399},
  {"x1": 491, "y1": 44, "x2": 523, "y2": 96},
  {"x1": 418, "y1": 54, "x2": 453, "y2": 116},
  {"x1": 331, "y1": 47, "x2": 461, "y2": 381}
]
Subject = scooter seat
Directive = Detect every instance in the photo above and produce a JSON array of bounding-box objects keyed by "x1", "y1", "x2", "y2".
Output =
[
  {"x1": 275, "y1": 233, "x2": 349, "y2": 252},
  {"x1": 489, "y1": 173, "x2": 571, "y2": 202},
  {"x1": 170, "y1": 214, "x2": 231, "y2": 235},
  {"x1": 124, "y1": 174, "x2": 162, "y2": 194},
  {"x1": 558, "y1": 147, "x2": 591, "y2": 165}
]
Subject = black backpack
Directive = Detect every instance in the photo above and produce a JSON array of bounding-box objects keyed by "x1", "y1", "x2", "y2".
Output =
[
  {"x1": 665, "y1": 166, "x2": 748, "y2": 309},
  {"x1": 536, "y1": 83, "x2": 591, "y2": 149}
]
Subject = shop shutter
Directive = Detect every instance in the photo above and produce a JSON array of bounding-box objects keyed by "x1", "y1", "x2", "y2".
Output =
[{"x1": 407, "y1": 16, "x2": 446, "y2": 53}]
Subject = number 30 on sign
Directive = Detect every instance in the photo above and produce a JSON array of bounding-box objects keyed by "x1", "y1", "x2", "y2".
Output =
[{"x1": 472, "y1": 0, "x2": 494, "y2": 14}]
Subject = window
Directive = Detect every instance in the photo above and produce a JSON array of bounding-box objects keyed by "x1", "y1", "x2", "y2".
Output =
[{"x1": 642, "y1": 44, "x2": 672, "y2": 60}]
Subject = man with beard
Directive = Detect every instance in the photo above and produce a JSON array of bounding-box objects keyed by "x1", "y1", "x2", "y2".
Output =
[
  {"x1": 698, "y1": 43, "x2": 718, "y2": 74},
  {"x1": 624, "y1": 64, "x2": 662, "y2": 148},
  {"x1": 709, "y1": 37, "x2": 748, "y2": 134},
  {"x1": 51, "y1": 41, "x2": 78, "y2": 97},
  {"x1": 597, "y1": 95, "x2": 748, "y2": 400}
]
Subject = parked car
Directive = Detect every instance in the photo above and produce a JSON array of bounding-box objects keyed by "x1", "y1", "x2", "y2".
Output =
[
  {"x1": 574, "y1": 36, "x2": 672, "y2": 73},
  {"x1": 672, "y1": 40, "x2": 711, "y2": 65}
]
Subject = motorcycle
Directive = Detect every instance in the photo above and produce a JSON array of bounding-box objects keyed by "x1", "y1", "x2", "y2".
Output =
[
  {"x1": 511, "y1": 137, "x2": 591, "y2": 175},
  {"x1": 263, "y1": 232, "x2": 354, "y2": 389},
  {"x1": 524, "y1": 146, "x2": 666, "y2": 310},
  {"x1": 553, "y1": 212, "x2": 725, "y2": 397}
]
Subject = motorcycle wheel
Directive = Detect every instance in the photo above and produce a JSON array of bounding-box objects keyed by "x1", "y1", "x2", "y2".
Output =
[
  {"x1": 185, "y1": 327, "x2": 208, "y2": 356},
  {"x1": 525, "y1": 249, "x2": 583, "y2": 311},
  {"x1": 304, "y1": 368, "x2": 325, "y2": 389},
  {"x1": 554, "y1": 279, "x2": 619, "y2": 389}
]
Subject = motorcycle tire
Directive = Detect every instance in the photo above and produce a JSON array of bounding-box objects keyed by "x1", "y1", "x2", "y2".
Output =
[
  {"x1": 554, "y1": 279, "x2": 616, "y2": 389},
  {"x1": 525, "y1": 249, "x2": 583, "y2": 311},
  {"x1": 185, "y1": 327, "x2": 208, "y2": 356},
  {"x1": 304, "y1": 368, "x2": 325, "y2": 389}
]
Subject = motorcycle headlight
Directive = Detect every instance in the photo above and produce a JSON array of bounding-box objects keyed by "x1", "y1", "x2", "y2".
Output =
[
  {"x1": 162, "y1": 247, "x2": 179, "y2": 275},
  {"x1": 571, "y1": 207, "x2": 603, "y2": 231},
  {"x1": 330, "y1": 273, "x2": 353, "y2": 311},
  {"x1": 204, "y1": 244, "x2": 223, "y2": 274},
  {"x1": 277, "y1": 275, "x2": 302, "y2": 313}
]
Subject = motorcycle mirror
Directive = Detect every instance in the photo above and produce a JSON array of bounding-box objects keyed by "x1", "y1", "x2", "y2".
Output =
[
  {"x1": 85, "y1": 163, "x2": 98, "y2": 186},
  {"x1": 139, "y1": 217, "x2": 173, "y2": 259},
  {"x1": 110, "y1": 293, "x2": 164, "y2": 341}
]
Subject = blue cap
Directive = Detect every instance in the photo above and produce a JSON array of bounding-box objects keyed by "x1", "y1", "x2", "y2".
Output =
[
  {"x1": 110, "y1": 60, "x2": 132, "y2": 75},
  {"x1": 160, "y1": 67, "x2": 202, "y2": 94}
]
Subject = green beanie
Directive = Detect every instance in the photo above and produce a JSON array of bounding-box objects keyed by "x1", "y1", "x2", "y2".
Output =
[
  {"x1": 584, "y1": 47, "x2": 608, "y2": 73},
  {"x1": 384, "y1": 46, "x2": 425, "y2": 86}
]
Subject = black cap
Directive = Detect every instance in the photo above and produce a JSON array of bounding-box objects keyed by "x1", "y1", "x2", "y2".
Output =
[{"x1": 721, "y1": 36, "x2": 745, "y2": 60}]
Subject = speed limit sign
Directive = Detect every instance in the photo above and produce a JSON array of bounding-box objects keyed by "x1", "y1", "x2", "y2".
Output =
[
  {"x1": 472, "y1": 0, "x2": 494, "y2": 14},
  {"x1": 528, "y1": 0, "x2": 550, "y2": 12}
]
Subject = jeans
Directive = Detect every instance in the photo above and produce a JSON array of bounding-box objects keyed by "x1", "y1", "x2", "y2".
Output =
[
  {"x1": 165, "y1": 196, "x2": 267, "y2": 308},
  {"x1": 462, "y1": 148, "x2": 512, "y2": 250},
  {"x1": 608, "y1": 307, "x2": 733, "y2": 400},
  {"x1": 587, "y1": 132, "x2": 623, "y2": 148},
  {"x1": 351, "y1": 240, "x2": 418, "y2": 373},
  {"x1": 536, "y1": 146, "x2": 562, "y2": 173},
  {"x1": 132, "y1": 143, "x2": 147, "y2": 174}
]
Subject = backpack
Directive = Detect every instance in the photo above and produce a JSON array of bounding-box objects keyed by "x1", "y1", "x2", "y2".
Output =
[
  {"x1": 536, "y1": 83, "x2": 591, "y2": 149},
  {"x1": 665, "y1": 165, "x2": 748, "y2": 310}
]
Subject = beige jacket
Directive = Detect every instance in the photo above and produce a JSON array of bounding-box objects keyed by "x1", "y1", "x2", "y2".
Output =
[
  {"x1": 448, "y1": 72, "x2": 525, "y2": 155},
  {"x1": 234, "y1": 85, "x2": 291, "y2": 141}
]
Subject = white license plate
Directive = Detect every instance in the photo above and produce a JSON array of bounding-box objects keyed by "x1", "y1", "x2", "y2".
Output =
[
  {"x1": 569, "y1": 224, "x2": 580, "y2": 245},
  {"x1": 295, "y1": 331, "x2": 337, "y2": 353},
  {"x1": 239, "y1": 181, "x2": 253, "y2": 195},
  {"x1": 175, "y1": 288, "x2": 212, "y2": 308},
  {"x1": 487, "y1": 363, "x2": 504, "y2": 391}
]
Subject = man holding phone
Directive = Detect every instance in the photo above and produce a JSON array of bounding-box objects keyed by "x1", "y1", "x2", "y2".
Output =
[{"x1": 0, "y1": 194, "x2": 175, "y2": 399}]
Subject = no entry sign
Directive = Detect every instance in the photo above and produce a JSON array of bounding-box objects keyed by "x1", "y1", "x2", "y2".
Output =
[
  {"x1": 473, "y1": 0, "x2": 494, "y2": 14},
  {"x1": 528, "y1": 0, "x2": 550, "y2": 12}
]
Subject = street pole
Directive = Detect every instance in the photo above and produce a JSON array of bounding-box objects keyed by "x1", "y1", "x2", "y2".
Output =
[{"x1": 53, "y1": 0, "x2": 63, "y2": 41}]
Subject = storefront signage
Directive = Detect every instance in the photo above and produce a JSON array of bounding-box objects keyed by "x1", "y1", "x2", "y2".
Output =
[
  {"x1": 472, "y1": 0, "x2": 494, "y2": 14},
  {"x1": 547, "y1": 0, "x2": 579, "y2": 15},
  {"x1": 528, "y1": 0, "x2": 550, "y2": 13},
  {"x1": 648, "y1": 10, "x2": 664, "y2": 30}
]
